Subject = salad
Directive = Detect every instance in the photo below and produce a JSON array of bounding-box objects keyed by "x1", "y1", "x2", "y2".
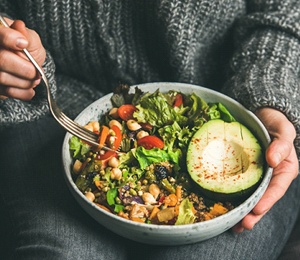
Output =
[{"x1": 69, "y1": 84, "x2": 238, "y2": 225}]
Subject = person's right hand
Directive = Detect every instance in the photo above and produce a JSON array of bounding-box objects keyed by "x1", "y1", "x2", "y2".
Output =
[{"x1": 0, "y1": 17, "x2": 46, "y2": 100}]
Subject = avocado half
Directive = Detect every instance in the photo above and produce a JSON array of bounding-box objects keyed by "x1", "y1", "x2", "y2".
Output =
[{"x1": 187, "y1": 119, "x2": 264, "y2": 202}]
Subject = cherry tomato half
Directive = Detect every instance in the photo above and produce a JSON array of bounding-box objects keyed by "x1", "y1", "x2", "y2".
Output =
[
  {"x1": 118, "y1": 104, "x2": 136, "y2": 121},
  {"x1": 173, "y1": 93, "x2": 183, "y2": 107},
  {"x1": 137, "y1": 135, "x2": 164, "y2": 150},
  {"x1": 99, "y1": 150, "x2": 117, "y2": 161}
]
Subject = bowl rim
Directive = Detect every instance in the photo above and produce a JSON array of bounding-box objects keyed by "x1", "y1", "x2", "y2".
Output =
[{"x1": 62, "y1": 81, "x2": 273, "y2": 231}]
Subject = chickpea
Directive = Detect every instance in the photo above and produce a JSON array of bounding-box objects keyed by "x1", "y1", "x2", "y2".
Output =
[
  {"x1": 108, "y1": 157, "x2": 120, "y2": 168},
  {"x1": 84, "y1": 121, "x2": 100, "y2": 132},
  {"x1": 136, "y1": 130, "x2": 149, "y2": 140},
  {"x1": 108, "y1": 135, "x2": 116, "y2": 146},
  {"x1": 109, "y1": 119, "x2": 122, "y2": 130},
  {"x1": 149, "y1": 183, "x2": 160, "y2": 199},
  {"x1": 110, "y1": 167, "x2": 122, "y2": 180},
  {"x1": 127, "y1": 119, "x2": 141, "y2": 131},
  {"x1": 85, "y1": 191, "x2": 95, "y2": 202},
  {"x1": 109, "y1": 107, "x2": 119, "y2": 118},
  {"x1": 72, "y1": 159, "x2": 82, "y2": 174},
  {"x1": 142, "y1": 192, "x2": 157, "y2": 205},
  {"x1": 84, "y1": 124, "x2": 93, "y2": 132},
  {"x1": 91, "y1": 121, "x2": 100, "y2": 132}
]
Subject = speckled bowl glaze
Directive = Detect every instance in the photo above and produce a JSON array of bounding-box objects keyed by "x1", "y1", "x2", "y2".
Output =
[{"x1": 62, "y1": 82, "x2": 273, "y2": 246}]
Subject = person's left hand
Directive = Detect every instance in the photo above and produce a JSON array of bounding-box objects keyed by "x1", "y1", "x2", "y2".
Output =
[{"x1": 233, "y1": 107, "x2": 299, "y2": 232}]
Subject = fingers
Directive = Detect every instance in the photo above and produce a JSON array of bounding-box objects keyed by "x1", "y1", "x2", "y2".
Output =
[
  {"x1": 0, "y1": 69, "x2": 41, "y2": 99},
  {"x1": 0, "y1": 17, "x2": 46, "y2": 100},
  {"x1": 0, "y1": 49, "x2": 38, "y2": 79},
  {"x1": 232, "y1": 211, "x2": 263, "y2": 233},
  {"x1": 253, "y1": 146, "x2": 298, "y2": 212},
  {"x1": 256, "y1": 107, "x2": 296, "y2": 168},
  {"x1": 0, "y1": 84, "x2": 37, "y2": 100},
  {"x1": 10, "y1": 19, "x2": 46, "y2": 66},
  {"x1": 0, "y1": 19, "x2": 29, "y2": 50},
  {"x1": 0, "y1": 48, "x2": 40, "y2": 100},
  {"x1": 266, "y1": 136, "x2": 296, "y2": 168},
  {"x1": 10, "y1": 20, "x2": 28, "y2": 38},
  {"x1": 235, "y1": 152, "x2": 297, "y2": 230},
  {"x1": 233, "y1": 148, "x2": 298, "y2": 233}
]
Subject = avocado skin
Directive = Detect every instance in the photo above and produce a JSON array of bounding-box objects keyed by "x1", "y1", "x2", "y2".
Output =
[{"x1": 192, "y1": 176, "x2": 263, "y2": 202}]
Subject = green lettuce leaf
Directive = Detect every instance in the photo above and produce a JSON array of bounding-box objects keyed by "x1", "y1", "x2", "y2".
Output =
[
  {"x1": 106, "y1": 188, "x2": 117, "y2": 205},
  {"x1": 133, "y1": 146, "x2": 173, "y2": 169},
  {"x1": 133, "y1": 89, "x2": 188, "y2": 127},
  {"x1": 69, "y1": 136, "x2": 90, "y2": 158},
  {"x1": 206, "y1": 103, "x2": 236, "y2": 122},
  {"x1": 217, "y1": 103, "x2": 236, "y2": 122},
  {"x1": 175, "y1": 198, "x2": 196, "y2": 225},
  {"x1": 206, "y1": 104, "x2": 221, "y2": 120},
  {"x1": 186, "y1": 93, "x2": 209, "y2": 121},
  {"x1": 119, "y1": 150, "x2": 137, "y2": 167},
  {"x1": 158, "y1": 121, "x2": 192, "y2": 166},
  {"x1": 106, "y1": 188, "x2": 124, "y2": 213}
]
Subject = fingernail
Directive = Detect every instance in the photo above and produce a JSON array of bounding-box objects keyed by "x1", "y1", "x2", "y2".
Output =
[
  {"x1": 0, "y1": 95, "x2": 8, "y2": 100},
  {"x1": 234, "y1": 227, "x2": 244, "y2": 233},
  {"x1": 16, "y1": 38, "x2": 28, "y2": 49},
  {"x1": 33, "y1": 78, "x2": 41, "y2": 86}
]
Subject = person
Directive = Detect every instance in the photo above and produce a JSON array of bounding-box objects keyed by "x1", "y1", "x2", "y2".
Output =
[{"x1": 0, "y1": 1, "x2": 299, "y2": 259}]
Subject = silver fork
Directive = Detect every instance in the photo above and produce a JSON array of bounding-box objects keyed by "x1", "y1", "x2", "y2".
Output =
[{"x1": 0, "y1": 15, "x2": 115, "y2": 151}]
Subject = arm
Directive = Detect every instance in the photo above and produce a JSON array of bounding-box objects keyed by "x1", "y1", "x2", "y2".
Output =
[{"x1": 223, "y1": 1, "x2": 300, "y2": 231}]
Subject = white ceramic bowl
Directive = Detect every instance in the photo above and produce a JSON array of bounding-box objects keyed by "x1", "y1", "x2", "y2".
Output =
[{"x1": 62, "y1": 82, "x2": 272, "y2": 246}]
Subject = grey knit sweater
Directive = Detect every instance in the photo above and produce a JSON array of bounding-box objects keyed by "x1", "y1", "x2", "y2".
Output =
[{"x1": 1, "y1": 0, "x2": 300, "y2": 155}]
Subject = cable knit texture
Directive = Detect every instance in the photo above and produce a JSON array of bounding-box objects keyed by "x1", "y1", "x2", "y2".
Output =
[{"x1": 1, "y1": 0, "x2": 300, "y2": 155}]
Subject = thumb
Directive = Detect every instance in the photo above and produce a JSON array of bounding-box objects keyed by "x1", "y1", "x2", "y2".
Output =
[
  {"x1": 0, "y1": 18, "x2": 29, "y2": 50},
  {"x1": 10, "y1": 20, "x2": 30, "y2": 48},
  {"x1": 256, "y1": 108, "x2": 296, "y2": 168},
  {"x1": 266, "y1": 137, "x2": 294, "y2": 168},
  {"x1": 10, "y1": 20, "x2": 46, "y2": 66},
  {"x1": 10, "y1": 20, "x2": 28, "y2": 38}
]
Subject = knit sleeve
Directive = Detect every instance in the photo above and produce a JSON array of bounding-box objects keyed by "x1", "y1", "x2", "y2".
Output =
[
  {"x1": 222, "y1": 0, "x2": 300, "y2": 155},
  {"x1": 0, "y1": 51, "x2": 57, "y2": 127}
]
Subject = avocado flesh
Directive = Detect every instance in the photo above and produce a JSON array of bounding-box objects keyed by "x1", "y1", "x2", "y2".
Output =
[{"x1": 187, "y1": 119, "x2": 263, "y2": 200}]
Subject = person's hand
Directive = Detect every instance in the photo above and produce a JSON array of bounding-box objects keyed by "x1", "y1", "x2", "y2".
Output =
[
  {"x1": 0, "y1": 17, "x2": 46, "y2": 100},
  {"x1": 233, "y1": 107, "x2": 299, "y2": 233}
]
